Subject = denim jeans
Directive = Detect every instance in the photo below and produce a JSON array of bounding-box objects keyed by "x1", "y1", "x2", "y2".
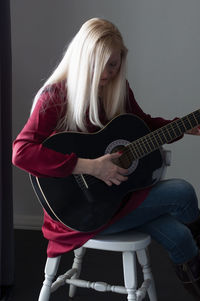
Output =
[{"x1": 100, "y1": 179, "x2": 200, "y2": 264}]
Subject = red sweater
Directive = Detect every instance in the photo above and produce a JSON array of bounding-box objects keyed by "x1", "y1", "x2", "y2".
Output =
[{"x1": 12, "y1": 82, "x2": 175, "y2": 257}]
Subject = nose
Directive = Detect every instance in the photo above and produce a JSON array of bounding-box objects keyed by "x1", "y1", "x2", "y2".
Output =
[{"x1": 102, "y1": 68, "x2": 113, "y2": 79}]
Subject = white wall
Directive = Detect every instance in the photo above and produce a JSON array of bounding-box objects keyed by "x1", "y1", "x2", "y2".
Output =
[{"x1": 11, "y1": 0, "x2": 200, "y2": 229}]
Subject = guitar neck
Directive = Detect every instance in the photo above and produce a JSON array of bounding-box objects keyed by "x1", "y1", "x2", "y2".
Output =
[{"x1": 127, "y1": 109, "x2": 200, "y2": 160}]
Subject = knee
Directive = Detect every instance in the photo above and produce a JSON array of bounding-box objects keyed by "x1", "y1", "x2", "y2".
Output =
[
  {"x1": 176, "y1": 224, "x2": 193, "y2": 245},
  {"x1": 174, "y1": 179, "x2": 195, "y2": 193},
  {"x1": 173, "y1": 179, "x2": 197, "y2": 203},
  {"x1": 169, "y1": 224, "x2": 194, "y2": 252}
]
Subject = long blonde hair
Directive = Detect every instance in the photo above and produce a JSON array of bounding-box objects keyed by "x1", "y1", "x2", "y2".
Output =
[{"x1": 32, "y1": 18, "x2": 128, "y2": 131}]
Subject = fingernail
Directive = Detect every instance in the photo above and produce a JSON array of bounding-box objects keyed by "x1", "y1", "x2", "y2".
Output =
[{"x1": 118, "y1": 151, "x2": 123, "y2": 154}]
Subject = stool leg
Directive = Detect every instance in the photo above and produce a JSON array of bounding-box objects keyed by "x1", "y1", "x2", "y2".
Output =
[
  {"x1": 69, "y1": 247, "x2": 86, "y2": 298},
  {"x1": 136, "y1": 248, "x2": 157, "y2": 301},
  {"x1": 122, "y1": 251, "x2": 137, "y2": 301},
  {"x1": 38, "y1": 256, "x2": 61, "y2": 301}
]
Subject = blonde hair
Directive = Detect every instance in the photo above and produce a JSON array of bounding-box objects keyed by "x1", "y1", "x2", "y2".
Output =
[{"x1": 32, "y1": 18, "x2": 128, "y2": 131}]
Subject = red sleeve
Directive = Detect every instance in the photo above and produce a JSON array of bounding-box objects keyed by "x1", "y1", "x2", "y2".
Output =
[{"x1": 12, "y1": 85, "x2": 78, "y2": 178}]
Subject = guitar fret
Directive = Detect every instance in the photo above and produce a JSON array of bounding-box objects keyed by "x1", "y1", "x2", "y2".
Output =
[
  {"x1": 187, "y1": 115, "x2": 193, "y2": 128},
  {"x1": 140, "y1": 140, "x2": 148, "y2": 153},
  {"x1": 194, "y1": 111, "x2": 200, "y2": 124},
  {"x1": 132, "y1": 136, "x2": 155, "y2": 159},
  {"x1": 179, "y1": 119, "x2": 187, "y2": 131},
  {"x1": 151, "y1": 134, "x2": 160, "y2": 148},
  {"x1": 163, "y1": 131, "x2": 170, "y2": 142},
  {"x1": 156, "y1": 130, "x2": 167, "y2": 144},
  {"x1": 146, "y1": 138, "x2": 155, "y2": 152},
  {"x1": 193, "y1": 113, "x2": 199, "y2": 124},
  {"x1": 135, "y1": 130, "x2": 165, "y2": 159},
  {"x1": 151, "y1": 133, "x2": 159, "y2": 149},
  {"x1": 129, "y1": 144, "x2": 138, "y2": 160},
  {"x1": 162, "y1": 128, "x2": 172, "y2": 142},
  {"x1": 172, "y1": 123, "x2": 183, "y2": 137},
  {"x1": 142, "y1": 137, "x2": 152, "y2": 153},
  {"x1": 146, "y1": 136, "x2": 156, "y2": 152},
  {"x1": 135, "y1": 141, "x2": 144, "y2": 157},
  {"x1": 178, "y1": 121, "x2": 186, "y2": 133},
  {"x1": 132, "y1": 145, "x2": 140, "y2": 158},
  {"x1": 136, "y1": 141, "x2": 145, "y2": 156},
  {"x1": 169, "y1": 124, "x2": 176, "y2": 137},
  {"x1": 155, "y1": 132, "x2": 164, "y2": 145},
  {"x1": 190, "y1": 113, "x2": 199, "y2": 127},
  {"x1": 168, "y1": 124, "x2": 176, "y2": 139},
  {"x1": 182, "y1": 116, "x2": 192, "y2": 130},
  {"x1": 142, "y1": 138, "x2": 149, "y2": 150}
]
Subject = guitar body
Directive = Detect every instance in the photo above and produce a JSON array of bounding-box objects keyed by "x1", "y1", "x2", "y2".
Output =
[{"x1": 30, "y1": 114, "x2": 165, "y2": 232}]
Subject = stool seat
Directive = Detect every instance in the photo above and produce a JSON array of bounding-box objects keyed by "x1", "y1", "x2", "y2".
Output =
[{"x1": 84, "y1": 230, "x2": 151, "y2": 251}]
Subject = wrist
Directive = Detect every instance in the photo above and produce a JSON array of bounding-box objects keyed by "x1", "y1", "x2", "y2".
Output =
[{"x1": 72, "y1": 158, "x2": 95, "y2": 175}]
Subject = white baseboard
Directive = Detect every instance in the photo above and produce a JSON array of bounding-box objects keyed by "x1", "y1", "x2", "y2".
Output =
[{"x1": 14, "y1": 214, "x2": 43, "y2": 230}]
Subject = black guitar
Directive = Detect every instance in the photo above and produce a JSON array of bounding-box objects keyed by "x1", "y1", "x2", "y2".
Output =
[{"x1": 30, "y1": 111, "x2": 200, "y2": 232}]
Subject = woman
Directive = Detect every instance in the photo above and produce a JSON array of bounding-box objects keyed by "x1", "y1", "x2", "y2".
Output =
[{"x1": 12, "y1": 18, "x2": 200, "y2": 298}]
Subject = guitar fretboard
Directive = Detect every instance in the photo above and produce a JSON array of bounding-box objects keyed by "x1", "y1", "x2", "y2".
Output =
[{"x1": 126, "y1": 109, "x2": 200, "y2": 161}]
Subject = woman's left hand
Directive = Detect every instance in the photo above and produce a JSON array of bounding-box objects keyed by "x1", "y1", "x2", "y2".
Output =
[{"x1": 186, "y1": 126, "x2": 200, "y2": 135}]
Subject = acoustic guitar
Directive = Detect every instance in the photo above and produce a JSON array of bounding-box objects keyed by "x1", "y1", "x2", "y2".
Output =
[{"x1": 30, "y1": 110, "x2": 200, "y2": 232}]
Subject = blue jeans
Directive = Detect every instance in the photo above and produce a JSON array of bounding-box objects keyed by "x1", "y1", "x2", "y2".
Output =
[{"x1": 100, "y1": 179, "x2": 200, "y2": 264}]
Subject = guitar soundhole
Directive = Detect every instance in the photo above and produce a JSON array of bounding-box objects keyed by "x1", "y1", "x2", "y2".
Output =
[
  {"x1": 111, "y1": 146, "x2": 132, "y2": 169},
  {"x1": 105, "y1": 139, "x2": 139, "y2": 175}
]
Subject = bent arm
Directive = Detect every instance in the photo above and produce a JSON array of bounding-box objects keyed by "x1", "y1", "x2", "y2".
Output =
[{"x1": 12, "y1": 87, "x2": 78, "y2": 178}]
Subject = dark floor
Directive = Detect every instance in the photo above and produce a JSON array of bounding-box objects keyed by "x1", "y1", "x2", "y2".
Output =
[{"x1": 12, "y1": 229, "x2": 193, "y2": 301}]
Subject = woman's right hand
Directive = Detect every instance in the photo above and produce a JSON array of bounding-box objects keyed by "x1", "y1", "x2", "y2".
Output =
[{"x1": 73, "y1": 152, "x2": 128, "y2": 186}]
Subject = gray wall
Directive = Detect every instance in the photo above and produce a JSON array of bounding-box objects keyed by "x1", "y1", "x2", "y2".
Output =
[{"x1": 11, "y1": 0, "x2": 200, "y2": 229}]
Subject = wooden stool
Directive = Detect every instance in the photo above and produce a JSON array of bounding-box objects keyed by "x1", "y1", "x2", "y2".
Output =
[{"x1": 38, "y1": 230, "x2": 157, "y2": 301}]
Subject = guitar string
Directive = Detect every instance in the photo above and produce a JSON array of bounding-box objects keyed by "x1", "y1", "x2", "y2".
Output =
[
  {"x1": 77, "y1": 111, "x2": 200, "y2": 187},
  {"x1": 128, "y1": 112, "x2": 200, "y2": 160}
]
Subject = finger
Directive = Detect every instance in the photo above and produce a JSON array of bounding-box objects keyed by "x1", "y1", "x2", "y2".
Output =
[
  {"x1": 105, "y1": 180, "x2": 112, "y2": 186},
  {"x1": 117, "y1": 174, "x2": 128, "y2": 182},
  {"x1": 117, "y1": 166, "x2": 129, "y2": 175},
  {"x1": 111, "y1": 178, "x2": 121, "y2": 186},
  {"x1": 109, "y1": 152, "x2": 123, "y2": 159}
]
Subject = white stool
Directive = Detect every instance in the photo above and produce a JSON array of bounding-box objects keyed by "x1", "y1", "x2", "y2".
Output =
[{"x1": 38, "y1": 230, "x2": 157, "y2": 301}]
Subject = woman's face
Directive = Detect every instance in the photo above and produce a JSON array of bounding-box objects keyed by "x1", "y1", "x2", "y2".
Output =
[{"x1": 99, "y1": 49, "x2": 121, "y2": 87}]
